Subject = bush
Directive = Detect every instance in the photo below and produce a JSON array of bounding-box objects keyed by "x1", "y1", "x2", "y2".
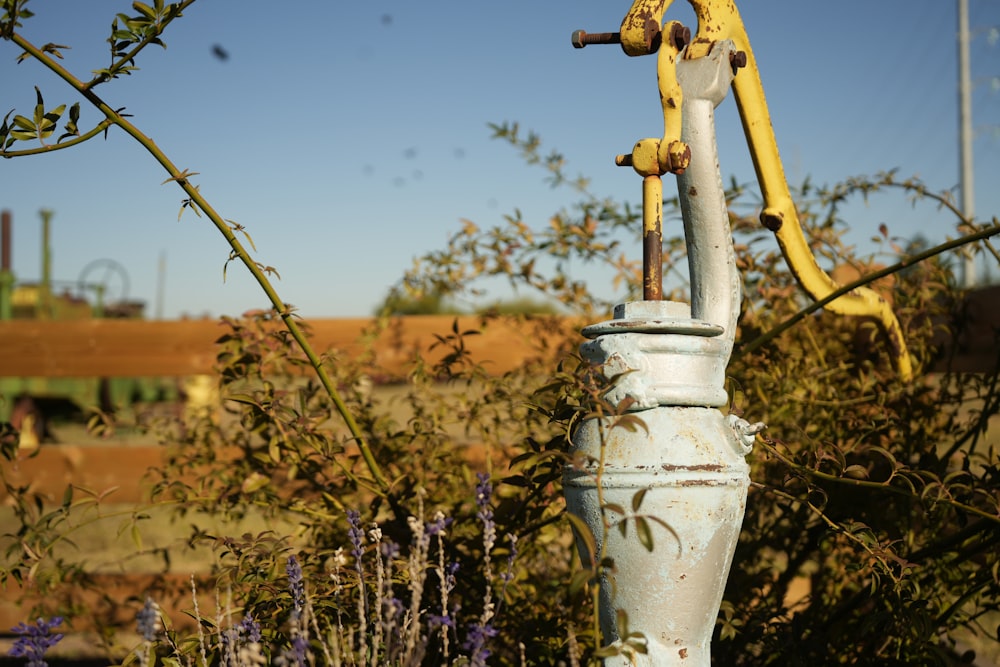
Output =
[{"x1": 2, "y1": 3, "x2": 1000, "y2": 665}]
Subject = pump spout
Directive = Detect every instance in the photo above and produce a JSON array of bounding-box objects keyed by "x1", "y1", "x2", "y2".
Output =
[
  {"x1": 580, "y1": 40, "x2": 742, "y2": 411},
  {"x1": 676, "y1": 40, "x2": 741, "y2": 353},
  {"x1": 567, "y1": 35, "x2": 751, "y2": 666}
]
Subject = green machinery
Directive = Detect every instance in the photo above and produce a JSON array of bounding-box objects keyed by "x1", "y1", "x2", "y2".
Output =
[{"x1": 0, "y1": 208, "x2": 170, "y2": 424}]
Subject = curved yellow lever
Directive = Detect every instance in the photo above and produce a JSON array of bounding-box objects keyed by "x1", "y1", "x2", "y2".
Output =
[
  {"x1": 621, "y1": 4, "x2": 691, "y2": 176},
  {"x1": 620, "y1": 0, "x2": 914, "y2": 380}
]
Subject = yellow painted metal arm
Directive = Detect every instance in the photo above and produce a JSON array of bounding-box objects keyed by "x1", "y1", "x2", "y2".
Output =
[{"x1": 681, "y1": 0, "x2": 913, "y2": 379}]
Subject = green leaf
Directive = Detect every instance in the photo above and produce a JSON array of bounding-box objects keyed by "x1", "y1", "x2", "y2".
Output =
[
  {"x1": 631, "y1": 487, "x2": 647, "y2": 512},
  {"x1": 133, "y1": 1, "x2": 157, "y2": 21},
  {"x1": 32, "y1": 86, "x2": 44, "y2": 128},
  {"x1": 603, "y1": 502, "x2": 625, "y2": 517},
  {"x1": 39, "y1": 103, "x2": 64, "y2": 138},
  {"x1": 131, "y1": 523, "x2": 143, "y2": 551},
  {"x1": 9, "y1": 128, "x2": 36, "y2": 141},
  {"x1": 12, "y1": 114, "x2": 35, "y2": 131},
  {"x1": 564, "y1": 511, "x2": 598, "y2": 567},
  {"x1": 40, "y1": 42, "x2": 70, "y2": 59},
  {"x1": 635, "y1": 516, "x2": 654, "y2": 552},
  {"x1": 644, "y1": 515, "x2": 682, "y2": 556},
  {"x1": 225, "y1": 393, "x2": 260, "y2": 407},
  {"x1": 568, "y1": 567, "x2": 594, "y2": 595},
  {"x1": 844, "y1": 464, "x2": 868, "y2": 480}
]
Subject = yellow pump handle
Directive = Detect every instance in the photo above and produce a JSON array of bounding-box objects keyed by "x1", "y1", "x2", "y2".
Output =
[{"x1": 619, "y1": 0, "x2": 913, "y2": 379}]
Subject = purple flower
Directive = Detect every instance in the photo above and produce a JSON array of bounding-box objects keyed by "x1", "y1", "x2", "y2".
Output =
[
  {"x1": 462, "y1": 621, "x2": 499, "y2": 667},
  {"x1": 445, "y1": 560, "x2": 459, "y2": 586},
  {"x1": 284, "y1": 557, "x2": 309, "y2": 667},
  {"x1": 346, "y1": 509, "x2": 364, "y2": 561},
  {"x1": 426, "y1": 514, "x2": 452, "y2": 536},
  {"x1": 221, "y1": 613, "x2": 262, "y2": 665},
  {"x1": 136, "y1": 598, "x2": 162, "y2": 641},
  {"x1": 286, "y1": 555, "x2": 305, "y2": 614},
  {"x1": 475, "y1": 473, "x2": 496, "y2": 553},
  {"x1": 290, "y1": 633, "x2": 309, "y2": 667},
  {"x1": 380, "y1": 539, "x2": 400, "y2": 560},
  {"x1": 474, "y1": 473, "x2": 492, "y2": 515},
  {"x1": 239, "y1": 613, "x2": 262, "y2": 644},
  {"x1": 502, "y1": 533, "x2": 519, "y2": 585},
  {"x1": 427, "y1": 613, "x2": 455, "y2": 630},
  {"x1": 9, "y1": 617, "x2": 64, "y2": 667},
  {"x1": 383, "y1": 595, "x2": 404, "y2": 623},
  {"x1": 275, "y1": 632, "x2": 309, "y2": 667}
]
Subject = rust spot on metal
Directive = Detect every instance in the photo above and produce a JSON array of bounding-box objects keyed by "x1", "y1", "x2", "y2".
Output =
[
  {"x1": 685, "y1": 36, "x2": 716, "y2": 58},
  {"x1": 571, "y1": 30, "x2": 622, "y2": 49},
  {"x1": 679, "y1": 648, "x2": 688, "y2": 659},
  {"x1": 661, "y1": 463, "x2": 724, "y2": 472},
  {"x1": 688, "y1": 186, "x2": 698, "y2": 197},
  {"x1": 643, "y1": 222, "x2": 663, "y2": 301},
  {"x1": 666, "y1": 143, "x2": 691, "y2": 175},
  {"x1": 730, "y1": 50, "x2": 748, "y2": 71},
  {"x1": 644, "y1": 18, "x2": 662, "y2": 51},
  {"x1": 668, "y1": 23, "x2": 691, "y2": 51}
]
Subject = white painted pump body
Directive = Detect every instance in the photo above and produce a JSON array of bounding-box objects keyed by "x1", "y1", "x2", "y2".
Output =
[{"x1": 564, "y1": 41, "x2": 760, "y2": 666}]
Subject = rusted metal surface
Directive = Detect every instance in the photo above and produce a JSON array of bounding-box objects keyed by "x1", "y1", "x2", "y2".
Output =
[
  {"x1": 620, "y1": 0, "x2": 671, "y2": 56},
  {"x1": 668, "y1": 23, "x2": 691, "y2": 51},
  {"x1": 643, "y1": 175, "x2": 664, "y2": 301},
  {"x1": 661, "y1": 140, "x2": 691, "y2": 174},
  {"x1": 656, "y1": 20, "x2": 688, "y2": 175},
  {"x1": 729, "y1": 49, "x2": 747, "y2": 71},
  {"x1": 570, "y1": 30, "x2": 621, "y2": 48}
]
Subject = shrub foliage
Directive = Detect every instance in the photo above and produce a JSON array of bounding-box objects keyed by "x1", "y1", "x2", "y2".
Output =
[{"x1": 2, "y1": 2, "x2": 1000, "y2": 665}]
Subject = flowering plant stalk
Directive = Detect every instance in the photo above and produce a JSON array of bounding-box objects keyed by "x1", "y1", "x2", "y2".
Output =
[{"x1": 8, "y1": 617, "x2": 63, "y2": 667}]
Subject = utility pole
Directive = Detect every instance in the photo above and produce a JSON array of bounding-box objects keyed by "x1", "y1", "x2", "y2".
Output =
[{"x1": 959, "y1": 0, "x2": 976, "y2": 288}]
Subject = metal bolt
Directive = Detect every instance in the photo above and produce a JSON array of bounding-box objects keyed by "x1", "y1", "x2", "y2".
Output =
[
  {"x1": 730, "y1": 50, "x2": 748, "y2": 72},
  {"x1": 571, "y1": 29, "x2": 622, "y2": 49},
  {"x1": 664, "y1": 140, "x2": 691, "y2": 175},
  {"x1": 760, "y1": 209, "x2": 783, "y2": 231},
  {"x1": 729, "y1": 415, "x2": 766, "y2": 454},
  {"x1": 669, "y1": 23, "x2": 691, "y2": 51}
]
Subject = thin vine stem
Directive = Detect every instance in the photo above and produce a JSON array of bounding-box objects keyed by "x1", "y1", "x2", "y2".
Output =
[
  {"x1": 739, "y1": 220, "x2": 1000, "y2": 360},
  {"x1": 84, "y1": 0, "x2": 196, "y2": 89},
  {"x1": 0, "y1": 118, "x2": 113, "y2": 157},
  {"x1": 756, "y1": 436, "x2": 1000, "y2": 526},
  {"x1": 850, "y1": 178, "x2": 1000, "y2": 266},
  {"x1": 8, "y1": 30, "x2": 391, "y2": 495}
]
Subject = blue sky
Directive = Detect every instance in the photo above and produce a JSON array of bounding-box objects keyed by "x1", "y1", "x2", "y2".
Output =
[{"x1": 2, "y1": 1, "x2": 998, "y2": 319}]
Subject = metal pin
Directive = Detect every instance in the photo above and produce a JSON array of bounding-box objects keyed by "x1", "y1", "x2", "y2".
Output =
[{"x1": 571, "y1": 30, "x2": 621, "y2": 49}]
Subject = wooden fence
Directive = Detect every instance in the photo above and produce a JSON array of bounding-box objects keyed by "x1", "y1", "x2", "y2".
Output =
[
  {"x1": 0, "y1": 315, "x2": 567, "y2": 378},
  {"x1": 0, "y1": 314, "x2": 575, "y2": 640}
]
